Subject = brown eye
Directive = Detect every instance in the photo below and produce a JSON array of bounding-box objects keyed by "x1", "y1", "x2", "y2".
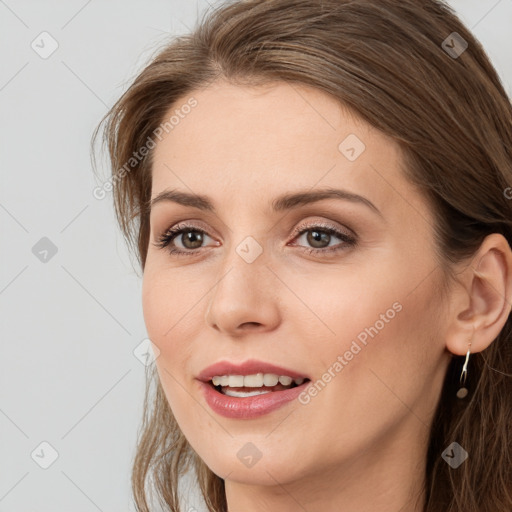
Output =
[
  {"x1": 179, "y1": 230, "x2": 205, "y2": 250},
  {"x1": 154, "y1": 224, "x2": 215, "y2": 256},
  {"x1": 292, "y1": 223, "x2": 356, "y2": 255},
  {"x1": 154, "y1": 221, "x2": 357, "y2": 258},
  {"x1": 305, "y1": 229, "x2": 332, "y2": 249}
]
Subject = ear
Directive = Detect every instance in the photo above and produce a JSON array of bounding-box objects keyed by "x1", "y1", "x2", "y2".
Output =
[{"x1": 445, "y1": 233, "x2": 512, "y2": 356}]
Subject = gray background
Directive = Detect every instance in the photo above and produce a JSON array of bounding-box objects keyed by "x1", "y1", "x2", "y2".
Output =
[{"x1": 1, "y1": 1, "x2": 511, "y2": 511}]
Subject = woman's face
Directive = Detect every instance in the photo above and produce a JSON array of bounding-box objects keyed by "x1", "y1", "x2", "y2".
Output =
[{"x1": 143, "y1": 79, "x2": 452, "y2": 488}]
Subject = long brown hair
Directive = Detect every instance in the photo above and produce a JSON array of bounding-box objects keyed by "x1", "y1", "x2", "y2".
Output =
[{"x1": 92, "y1": 1, "x2": 512, "y2": 510}]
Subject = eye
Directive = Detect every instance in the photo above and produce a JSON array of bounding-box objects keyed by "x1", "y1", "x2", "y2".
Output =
[
  {"x1": 153, "y1": 221, "x2": 357, "y2": 257},
  {"x1": 153, "y1": 222, "x2": 218, "y2": 256},
  {"x1": 289, "y1": 221, "x2": 357, "y2": 255}
]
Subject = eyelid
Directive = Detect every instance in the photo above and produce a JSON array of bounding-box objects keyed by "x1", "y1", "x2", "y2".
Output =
[
  {"x1": 290, "y1": 219, "x2": 355, "y2": 239},
  {"x1": 156, "y1": 216, "x2": 353, "y2": 239},
  {"x1": 154, "y1": 217, "x2": 357, "y2": 256},
  {"x1": 154, "y1": 222, "x2": 213, "y2": 248}
]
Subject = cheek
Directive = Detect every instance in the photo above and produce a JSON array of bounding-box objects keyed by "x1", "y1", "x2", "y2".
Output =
[
  {"x1": 331, "y1": 270, "x2": 445, "y2": 425},
  {"x1": 142, "y1": 271, "x2": 197, "y2": 413},
  {"x1": 141, "y1": 275, "x2": 169, "y2": 341},
  {"x1": 304, "y1": 258, "x2": 440, "y2": 400},
  {"x1": 141, "y1": 269, "x2": 191, "y2": 373},
  {"x1": 142, "y1": 265, "x2": 195, "y2": 339},
  {"x1": 283, "y1": 265, "x2": 398, "y2": 347}
]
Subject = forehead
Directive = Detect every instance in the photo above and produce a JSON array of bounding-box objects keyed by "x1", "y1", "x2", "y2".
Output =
[{"x1": 150, "y1": 79, "x2": 418, "y2": 219}]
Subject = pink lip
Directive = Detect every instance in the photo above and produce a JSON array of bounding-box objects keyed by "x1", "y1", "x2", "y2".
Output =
[
  {"x1": 197, "y1": 359, "x2": 310, "y2": 382},
  {"x1": 197, "y1": 380, "x2": 311, "y2": 419},
  {"x1": 196, "y1": 359, "x2": 311, "y2": 419}
]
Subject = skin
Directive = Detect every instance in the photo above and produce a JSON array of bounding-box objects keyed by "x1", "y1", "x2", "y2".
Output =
[{"x1": 142, "y1": 79, "x2": 512, "y2": 512}]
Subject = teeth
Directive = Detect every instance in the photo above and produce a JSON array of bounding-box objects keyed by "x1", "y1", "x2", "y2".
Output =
[
  {"x1": 212, "y1": 376, "x2": 230, "y2": 386},
  {"x1": 243, "y1": 373, "x2": 264, "y2": 387},
  {"x1": 228, "y1": 375, "x2": 244, "y2": 387},
  {"x1": 210, "y1": 373, "x2": 306, "y2": 388},
  {"x1": 263, "y1": 374, "x2": 279, "y2": 386},
  {"x1": 224, "y1": 389, "x2": 272, "y2": 398}
]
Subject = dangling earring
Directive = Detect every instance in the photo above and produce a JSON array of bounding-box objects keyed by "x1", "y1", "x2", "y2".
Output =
[{"x1": 456, "y1": 335, "x2": 472, "y2": 399}]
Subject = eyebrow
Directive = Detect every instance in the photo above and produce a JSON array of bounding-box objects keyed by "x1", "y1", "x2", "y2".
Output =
[{"x1": 149, "y1": 187, "x2": 383, "y2": 218}]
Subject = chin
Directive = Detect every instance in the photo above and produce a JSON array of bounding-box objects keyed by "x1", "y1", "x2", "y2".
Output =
[
  {"x1": 208, "y1": 458, "x2": 301, "y2": 486},
  {"x1": 193, "y1": 440, "x2": 313, "y2": 486}
]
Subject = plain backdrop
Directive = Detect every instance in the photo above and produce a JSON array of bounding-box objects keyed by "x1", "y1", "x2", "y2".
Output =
[{"x1": 1, "y1": 1, "x2": 511, "y2": 511}]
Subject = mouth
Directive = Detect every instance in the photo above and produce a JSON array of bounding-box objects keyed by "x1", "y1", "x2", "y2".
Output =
[
  {"x1": 197, "y1": 361, "x2": 312, "y2": 418},
  {"x1": 208, "y1": 374, "x2": 311, "y2": 397}
]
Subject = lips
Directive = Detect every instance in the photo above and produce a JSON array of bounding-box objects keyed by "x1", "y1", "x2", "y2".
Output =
[
  {"x1": 198, "y1": 378, "x2": 311, "y2": 419},
  {"x1": 197, "y1": 359, "x2": 310, "y2": 382},
  {"x1": 195, "y1": 359, "x2": 312, "y2": 418}
]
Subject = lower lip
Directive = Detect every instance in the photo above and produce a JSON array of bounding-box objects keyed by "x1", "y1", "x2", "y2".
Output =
[{"x1": 198, "y1": 380, "x2": 311, "y2": 419}]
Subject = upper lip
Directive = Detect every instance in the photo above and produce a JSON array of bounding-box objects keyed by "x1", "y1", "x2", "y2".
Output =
[{"x1": 197, "y1": 359, "x2": 310, "y2": 382}]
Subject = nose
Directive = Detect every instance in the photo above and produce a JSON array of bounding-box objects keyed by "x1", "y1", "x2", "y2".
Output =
[{"x1": 204, "y1": 247, "x2": 281, "y2": 336}]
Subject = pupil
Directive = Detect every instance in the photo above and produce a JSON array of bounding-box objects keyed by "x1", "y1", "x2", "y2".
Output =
[
  {"x1": 184, "y1": 231, "x2": 203, "y2": 249},
  {"x1": 308, "y1": 230, "x2": 330, "y2": 248}
]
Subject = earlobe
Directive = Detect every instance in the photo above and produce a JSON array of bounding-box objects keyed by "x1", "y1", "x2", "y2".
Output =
[{"x1": 445, "y1": 233, "x2": 512, "y2": 357}]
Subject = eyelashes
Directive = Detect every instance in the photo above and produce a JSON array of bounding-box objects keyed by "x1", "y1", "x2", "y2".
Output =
[
  {"x1": 153, "y1": 221, "x2": 357, "y2": 258},
  {"x1": 154, "y1": 223, "x2": 213, "y2": 257}
]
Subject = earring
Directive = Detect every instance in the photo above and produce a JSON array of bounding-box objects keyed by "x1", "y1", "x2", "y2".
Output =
[{"x1": 456, "y1": 337, "x2": 472, "y2": 399}]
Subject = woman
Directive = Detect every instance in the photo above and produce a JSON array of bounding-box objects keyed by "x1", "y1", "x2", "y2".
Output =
[{"x1": 93, "y1": 0, "x2": 512, "y2": 510}]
